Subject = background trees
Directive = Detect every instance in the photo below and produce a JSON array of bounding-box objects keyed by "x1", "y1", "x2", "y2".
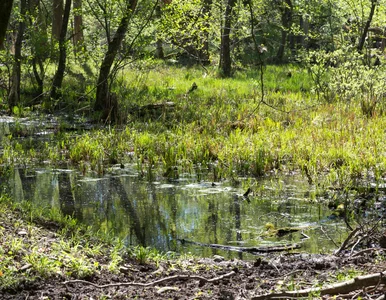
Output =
[
  {"x1": 0, "y1": 0, "x2": 385, "y2": 119},
  {"x1": 0, "y1": 0, "x2": 14, "y2": 49}
]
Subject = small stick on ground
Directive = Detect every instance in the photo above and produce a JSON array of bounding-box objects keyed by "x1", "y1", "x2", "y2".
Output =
[{"x1": 63, "y1": 271, "x2": 236, "y2": 289}]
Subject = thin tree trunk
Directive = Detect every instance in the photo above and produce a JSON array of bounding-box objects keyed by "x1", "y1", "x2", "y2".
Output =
[
  {"x1": 276, "y1": 0, "x2": 292, "y2": 63},
  {"x1": 50, "y1": 0, "x2": 72, "y2": 101},
  {"x1": 0, "y1": 0, "x2": 14, "y2": 49},
  {"x1": 73, "y1": 0, "x2": 84, "y2": 54},
  {"x1": 154, "y1": 4, "x2": 164, "y2": 59},
  {"x1": 220, "y1": 0, "x2": 237, "y2": 77},
  {"x1": 201, "y1": 0, "x2": 212, "y2": 65},
  {"x1": 8, "y1": 0, "x2": 27, "y2": 110},
  {"x1": 52, "y1": 0, "x2": 63, "y2": 41},
  {"x1": 357, "y1": 0, "x2": 377, "y2": 52},
  {"x1": 29, "y1": 0, "x2": 46, "y2": 101},
  {"x1": 94, "y1": 1, "x2": 138, "y2": 115}
]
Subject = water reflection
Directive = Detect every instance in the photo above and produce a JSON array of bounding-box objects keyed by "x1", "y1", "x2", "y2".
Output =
[{"x1": 6, "y1": 167, "x2": 348, "y2": 258}]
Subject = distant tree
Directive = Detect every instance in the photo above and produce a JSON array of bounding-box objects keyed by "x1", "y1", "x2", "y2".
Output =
[
  {"x1": 0, "y1": 0, "x2": 14, "y2": 49},
  {"x1": 159, "y1": 0, "x2": 214, "y2": 65},
  {"x1": 220, "y1": 0, "x2": 237, "y2": 77},
  {"x1": 201, "y1": 0, "x2": 213, "y2": 65},
  {"x1": 28, "y1": 0, "x2": 49, "y2": 100},
  {"x1": 357, "y1": 0, "x2": 378, "y2": 52},
  {"x1": 8, "y1": 0, "x2": 27, "y2": 110},
  {"x1": 50, "y1": 0, "x2": 72, "y2": 101},
  {"x1": 154, "y1": 3, "x2": 164, "y2": 59},
  {"x1": 73, "y1": 0, "x2": 85, "y2": 54},
  {"x1": 276, "y1": 0, "x2": 293, "y2": 62}
]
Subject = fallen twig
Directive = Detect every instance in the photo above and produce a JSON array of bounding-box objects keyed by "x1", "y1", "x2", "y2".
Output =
[
  {"x1": 320, "y1": 226, "x2": 339, "y2": 248},
  {"x1": 351, "y1": 247, "x2": 383, "y2": 258},
  {"x1": 252, "y1": 271, "x2": 386, "y2": 300},
  {"x1": 63, "y1": 271, "x2": 235, "y2": 289}
]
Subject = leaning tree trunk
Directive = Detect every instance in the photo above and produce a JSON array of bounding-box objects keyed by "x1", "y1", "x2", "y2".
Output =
[
  {"x1": 220, "y1": 0, "x2": 237, "y2": 77},
  {"x1": 357, "y1": 0, "x2": 377, "y2": 52},
  {"x1": 0, "y1": 0, "x2": 14, "y2": 49},
  {"x1": 94, "y1": 0, "x2": 138, "y2": 119},
  {"x1": 276, "y1": 0, "x2": 292, "y2": 63},
  {"x1": 50, "y1": 0, "x2": 72, "y2": 101},
  {"x1": 8, "y1": 0, "x2": 26, "y2": 110}
]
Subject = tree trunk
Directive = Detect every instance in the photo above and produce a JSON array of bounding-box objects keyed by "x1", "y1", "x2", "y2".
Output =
[
  {"x1": 0, "y1": 0, "x2": 14, "y2": 49},
  {"x1": 52, "y1": 0, "x2": 63, "y2": 41},
  {"x1": 154, "y1": 4, "x2": 164, "y2": 59},
  {"x1": 8, "y1": 0, "x2": 26, "y2": 110},
  {"x1": 201, "y1": 0, "x2": 212, "y2": 65},
  {"x1": 50, "y1": 0, "x2": 72, "y2": 101},
  {"x1": 28, "y1": 0, "x2": 46, "y2": 101},
  {"x1": 357, "y1": 0, "x2": 377, "y2": 52},
  {"x1": 94, "y1": 0, "x2": 138, "y2": 118},
  {"x1": 220, "y1": 0, "x2": 237, "y2": 77},
  {"x1": 276, "y1": 0, "x2": 292, "y2": 63},
  {"x1": 73, "y1": 0, "x2": 84, "y2": 54}
]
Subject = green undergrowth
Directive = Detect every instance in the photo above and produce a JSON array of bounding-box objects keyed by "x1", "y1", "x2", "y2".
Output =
[
  {"x1": 1, "y1": 62, "x2": 386, "y2": 190},
  {"x1": 0, "y1": 194, "x2": 173, "y2": 291}
]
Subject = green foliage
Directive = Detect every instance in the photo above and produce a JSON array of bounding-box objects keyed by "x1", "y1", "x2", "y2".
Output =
[{"x1": 303, "y1": 48, "x2": 386, "y2": 116}]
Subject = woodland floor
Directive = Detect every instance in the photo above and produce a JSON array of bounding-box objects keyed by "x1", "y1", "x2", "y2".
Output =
[{"x1": 1, "y1": 208, "x2": 385, "y2": 300}]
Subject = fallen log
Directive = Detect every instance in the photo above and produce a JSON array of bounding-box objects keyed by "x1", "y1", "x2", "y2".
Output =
[
  {"x1": 178, "y1": 239, "x2": 302, "y2": 253},
  {"x1": 130, "y1": 102, "x2": 175, "y2": 118},
  {"x1": 252, "y1": 271, "x2": 386, "y2": 299}
]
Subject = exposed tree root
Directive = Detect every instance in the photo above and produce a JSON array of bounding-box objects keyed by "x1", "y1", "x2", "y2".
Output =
[
  {"x1": 63, "y1": 270, "x2": 235, "y2": 289},
  {"x1": 252, "y1": 271, "x2": 386, "y2": 299}
]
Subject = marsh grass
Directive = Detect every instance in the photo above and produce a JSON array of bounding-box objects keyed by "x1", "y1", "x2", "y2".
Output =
[{"x1": 3, "y1": 62, "x2": 386, "y2": 192}]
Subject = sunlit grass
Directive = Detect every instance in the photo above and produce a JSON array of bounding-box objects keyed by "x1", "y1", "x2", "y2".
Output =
[{"x1": 2, "y1": 62, "x2": 386, "y2": 191}]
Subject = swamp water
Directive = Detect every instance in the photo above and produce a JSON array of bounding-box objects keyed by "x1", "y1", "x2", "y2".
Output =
[
  {"x1": 0, "y1": 116, "x2": 350, "y2": 259},
  {"x1": 5, "y1": 167, "x2": 349, "y2": 259}
]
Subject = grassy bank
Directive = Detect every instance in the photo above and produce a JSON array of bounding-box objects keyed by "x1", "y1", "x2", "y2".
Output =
[{"x1": 0, "y1": 194, "x2": 169, "y2": 291}]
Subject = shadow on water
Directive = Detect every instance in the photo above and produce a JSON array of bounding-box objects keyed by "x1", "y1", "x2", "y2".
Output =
[{"x1": 4, "y1": 166, "x2": 351, "y2": 259}]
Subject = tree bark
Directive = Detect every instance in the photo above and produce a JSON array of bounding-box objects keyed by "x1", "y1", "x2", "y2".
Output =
[
  {"x1": 357, "y1": 0, "x2": 377, "y2": 52},
  {"x1": 50, "y1": 0, "x2": 72, "y2": 101},
  {"x1": 94, "y1": 0, "x2": 138, "y2": 117},
  {"x1": 52, "y1": 0, "x2": 63, "y2": 41},
  {"x1": 73, "y1": 0, "x2": 84, "y2": 54},
  {"x1": 220, "y1": 0, "x2": 237, "y2": 77},
  {"x1": 0, "y1": 0, "x2": 14, "y2": 50},
  {"x1": 8, "y1": 0, "x2": 26, "y2": 110}
]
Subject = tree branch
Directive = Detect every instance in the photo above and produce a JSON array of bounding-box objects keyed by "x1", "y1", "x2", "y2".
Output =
[
  {"x1": 63, "y1": 271, "x2": 236, "y2": 288},
  {"x1": 252, "y1": 271, "x2": 386, "y2": 300}
]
